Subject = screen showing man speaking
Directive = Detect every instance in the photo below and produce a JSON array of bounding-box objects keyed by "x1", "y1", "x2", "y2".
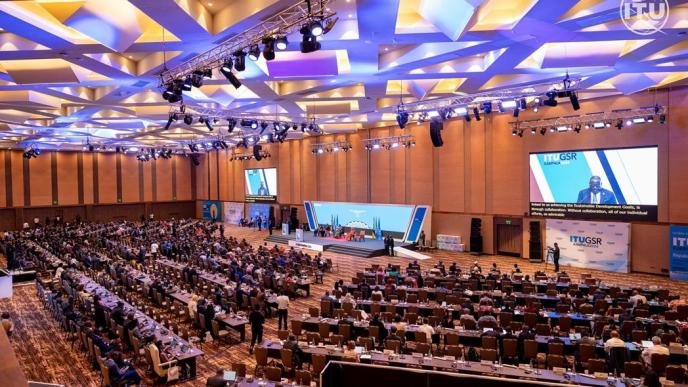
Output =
[
  {"x1": 529, "y1": 146, "x2": 657, "y2": 221},
  {"x1": 245, "y1": 168, "x2": 277, "y2": 202}
]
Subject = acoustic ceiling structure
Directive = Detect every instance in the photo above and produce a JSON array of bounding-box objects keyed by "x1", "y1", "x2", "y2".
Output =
[{"x1": 0, "y1": 0, "x2": 687, "y2": 150}]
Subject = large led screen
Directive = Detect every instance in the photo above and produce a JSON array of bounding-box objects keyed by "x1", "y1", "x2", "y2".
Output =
[
  {"x1": 311, "y1": 202, "x2": 415, "y2": 239},
  {"x1": 244, "y1": 168, "x2": 277, "y2": 202},
  {"x1": 529, "y1": 146, "x2": 657, "y2": 221}
]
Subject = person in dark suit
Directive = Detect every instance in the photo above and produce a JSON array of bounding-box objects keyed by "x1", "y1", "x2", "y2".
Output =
[
  {"x1": 552, "y1": 242, "x2": 560, "y2": 272},
  {"x1": 577, "y1": 176, "x2": 617, "y2": 204},
  {"x1": 206, "y1": 367, "x2": 227, "y2": 387},
  {"x1": 257, "y1": 181, "x2": 268, "y2": 196}
]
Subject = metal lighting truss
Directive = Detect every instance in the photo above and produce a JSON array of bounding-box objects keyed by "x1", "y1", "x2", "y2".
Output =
[
  {"x1": 510, "y1": 106, "x2": 665, "y2": 131},
  {"x1": 230, "y1": 150, "x2": 271, "y2": 161},
  {"x1": 311, "y1": 140, "x2": 352, "y2": 154},
  {"x1": 392, "y1": 78, "x2": 582, "y2": 115},
  {"x1": 362, "y1": 134, "x2": 415, "y2": 150},
  {"x1": 169, "y1": 105, "x2": 313, "y2": 124},
  {"x1": 159, "y1": 0, "x2": 335, "y2": 84}
]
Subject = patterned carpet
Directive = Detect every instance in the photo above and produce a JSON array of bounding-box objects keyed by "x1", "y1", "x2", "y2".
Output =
[{"x1": 1, "y1": 224, "x2": 688, "y2": 386}]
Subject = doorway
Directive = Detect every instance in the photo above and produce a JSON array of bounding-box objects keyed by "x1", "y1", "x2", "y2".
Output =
[{"x1": 494, "y1": 217, "x2": 522, "y2": 257}]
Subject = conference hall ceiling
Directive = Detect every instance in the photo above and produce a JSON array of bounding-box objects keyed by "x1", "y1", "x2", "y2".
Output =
[{"x1": 0, "y1": 0, "x2": 687, "y2": 150}]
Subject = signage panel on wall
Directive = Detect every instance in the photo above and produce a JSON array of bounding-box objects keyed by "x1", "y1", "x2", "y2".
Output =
[
  {"x1": 545, "y1": 219, "x2": 630, "y2": 273},
  {"x1": 670, "y1": 225, "x2": 688, "y2": 281},
  {"x1": 202, "y1": 200, "x2": 222, "y2": 221},
  {"x1": 223, "y1": 202, "x2": 244, "y2": 225}
]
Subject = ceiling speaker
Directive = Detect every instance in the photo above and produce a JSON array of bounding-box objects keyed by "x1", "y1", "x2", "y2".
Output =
[{"x1": 429, "y1": 117, "x2": 444, "y2": 147}]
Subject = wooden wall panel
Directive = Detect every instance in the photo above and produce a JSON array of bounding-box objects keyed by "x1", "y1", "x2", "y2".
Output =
[
  {"x1": 56, "y1": 152, "x2": 78, "y2": 206},
  {"x1": 437, "y1": 119, "x2": 464, "y2": 212},
  {"x1": 389, "y1": 129, "x2": 407, "y2": 204},
  {"x1": 301, "y1": 137, "x2": 317, "y2": 201},
  {"x1": 370, "y1": 128, "x2": 391, "y2": 203},
  {"x1": 10, "y1": 151, "x2": 24, "y2": 207},
  {"x1": 231, "y1": 156, "x2": 244, "y2": 201},
  {"x1": 631, "y1": 224, "x2": 669, "y2": 274},
  {"x1": 407, "y1": 123, "x2": 433, "y2": 205},
  {"x1": 97, "y1": 153, "x2": 117, "y2": 204},
  {"x1": 217, "y1": 149, "x2": 230, "y2": 201},
  {"x1": 291, "y1": 141, "x2": 302, "y2": 204},
  {"x1": 490, "y1": 115, "x2": 525, "y2": 215},
  {"x1": 81, "y1": 153, "x2": 94, "y2": 204},
  {"x1": 278, "y1": 142, "x2": 292, "y2": 204},
  {"x1": 175, "y1": 157, "x2": 193, "y2": 201},
  {"x1": 207, "y1": 151, "x2": 218, "y2": 200},
  {"x1": 121, "y1": 155, "x2": 140, "y2": 203},
  {"x1": 195, "y1": 152, "x2": 209, "y2": 200},
  {"x1": 156, "y1": 159, "x2": 173, "y2": 201},
  {"x1": 468, "y1": 119, "x2": 486, "y2": 213},
  {"x1": 0, "y1": 151, "x2": 6, "y2": 208},
  {"x1": 348, "y1": 131, "x2": 368, "y2": 203},
  {"x1": 142, "y1": 161, "x2": 153, "y2": 202},
  {"x1": 668, "y1": 88, "x2": 688, "y2": 223},
  {"x1": 318, "y1": 135, "x2": 336, "y2": 202}
]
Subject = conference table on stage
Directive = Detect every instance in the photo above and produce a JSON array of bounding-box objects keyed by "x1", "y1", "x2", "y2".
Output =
[
  {"x1": 290, "y1": 315, "x2": 688, "y2": 364},
  {"x1": 259, "y1": 340, "x2": 638, "y2": 387},
  {"x1": 67, "y1": 273, "x2": 204, "y2": 378}
]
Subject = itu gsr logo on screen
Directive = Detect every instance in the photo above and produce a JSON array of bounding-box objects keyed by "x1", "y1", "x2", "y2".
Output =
[
  {"x1": 570, "y1": 235, "x2": 603, "y2": 247},
  {"x1": 542, "y1": 152, "x2": 578, "y2": 166}
]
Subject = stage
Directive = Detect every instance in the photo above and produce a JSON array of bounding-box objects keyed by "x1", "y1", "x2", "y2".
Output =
[{"x1": 265, "y1": 232, "x2": 412, "y2": 258}]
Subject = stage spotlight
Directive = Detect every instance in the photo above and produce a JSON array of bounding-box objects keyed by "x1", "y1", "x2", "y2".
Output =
[
  {"x1": 301, "y1": 122, "x2": 307, "y2": 132},
  {"x1": 182, "y1": 76, "x2": 193, "y2": 91},
  {"x1": 540, "y1": 128, "x2": 547, "y2": 136},
  {"x1": 647, "y1": 115, "x2": 654, "y2": 123},
  {"x1": 183, "y1": 114, "x2": 193, "y2": 125},
  {"x1": 573, "y1": 124, "x2": 581, "y2": 133},
  {"x1": 616, "y1": 119, "x2": 623, "y2": 129},
  {"x1": 513, "y1": 108, "x2": 520, "y2": 118},
  {"x1": 299, "y1": 25, "x2": 321, "y2": 53},
  {"x1": 259, "y1": 121, "x2": 269, "y2": 134},
  {"x1": 204, "y1": 118, "x2": 213, "y2": 131},
  {"x1": 396, "y1": 110, "x2": 409, "y2": 129},
  {"x1": 472, "y1": 106, "x2": 481, "y2": 121},
  {"x1": 88, "y1": 144, "x2": 95, "y2": 152},
  {"x1": 191, "y1": 70, "x2": 204, "y2": 88},
  {"x1": 481, "y1": 102, "x2": 492, "y2": 114},
  {"x1": 275, "y1": 36, "x2": 288, "y2": 50},
  {"x1": 570, "y1": 91, "x2": 580, "y2": 110},
  {"x1": 164, "y1": 113, "x2": 177, "y2": 130},
  {"x1": 309, "y1": 20, "x2": 324, "y2": 36},
  {"x1": 262, "y1": 37, "x2": 276, "y2": 61},
  {"x1": 225, "y1": 71, "x2": 242, "y2": 89},
  {"x1": 531, "y1": 127, "x2": 537, "y2": 134},
  {"x1": 250, "y1": 120, "x2": 259, "y2": 129},
  {"x1": 659, "y1": 114, "x2": 666, "y2": 124},
  {"x1": 227, "y1": 118, "x2": 236, "y2": 133},
  {"x1": 512, "y1": 129, "x2": 517, "y2": 136},
  {"x1": 248, "y1": 44, "x2": 261, "y2": 61},
  {"x1": 162, "y1": 84, "x2": 174, "y2": 101},
  {"x1": 543, "y1": 91, "x2": 558, "y2": 107},
  {"x1": 464, "y1": 111, "x2": 471, "y2": 122},
  {"x1": 220, "y1": 58, "x2": 233, "y2": 76},
  {"x1": 626, "y1": 119, "x2": 633, "y2": 126},
  {"x1": 519, "y1": 98, "x2": 527, "y2": 110},
  {"x1": 233, "y1": 51, "x2": 247, "y2": 71}
]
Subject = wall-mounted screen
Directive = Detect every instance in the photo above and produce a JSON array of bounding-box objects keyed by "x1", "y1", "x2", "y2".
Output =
[
  {"x1": 529, "y1": 146, "x2": 658, "y2": 221},
  {"x1": 245, "y1": 168, "x2": 277, "y2": 202}
]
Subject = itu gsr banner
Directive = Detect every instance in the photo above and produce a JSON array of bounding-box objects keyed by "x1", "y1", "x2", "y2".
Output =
[
  {"x1": 546, "y1": 219, "x2": 630, "y2": 273},
  {"x1": 670, "y1": 225, "x2": 688, "y2": 281},
  {"x1": 530, "y1": 147, "x2": 658, "y2": 221}
]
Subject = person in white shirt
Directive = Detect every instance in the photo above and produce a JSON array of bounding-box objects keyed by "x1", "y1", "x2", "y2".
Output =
[
  {"x1": 604, "y1": 330, "x2": 626, "y2": 353},
  {"x1": 629, "y1": 290, "x2": 647, "y2": 307},
  {"x1": 418, "y1": 318, "x2": 435, "y2": 344},
  {"x1": 276, "y1": 291, "x2": 290, "y2": 331},
  {"x1": 188, "y1": 294, "x2": 199, "y2": 320},
  {"x1": 54, "y1": 265, "x2": 64, "y2": 280},
  {"x1": 641, "y1": 336, "x2": 670, "y2": 366},
  {"x1": 150, "y1": 242, "x2": 159, "y2": 256},
  {"x1": 371, "y1": 287, "x2": 383, "y2": 299}
]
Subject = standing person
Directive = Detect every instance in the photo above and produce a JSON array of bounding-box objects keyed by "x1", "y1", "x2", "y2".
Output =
[
  {"x1": 276, "y1": 291, "x2": 289, "y2": 330},
  {"x1": 552, "y1": 242, "x2": 560, "y2": 272},
  {"x1": 268, "y1": 215, "x2": 275, "y2": 236},
  {"x1": 387, "y1": 235, "x2": 395, "y2": 256},
  {"x1": 418, "y1": 230, "x2": 426, "y2": 249},
  {"x1": 256, "y1": 215, "x2": 262, "y2": 231},
  {"x1": 219, "y1": 224, "x2": 225, "y2": 239},
  {"x1": 248, "y1": 304, "x2": 265, "y2": 354}
]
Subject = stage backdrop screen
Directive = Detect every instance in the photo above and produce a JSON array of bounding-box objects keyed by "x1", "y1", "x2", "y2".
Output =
[
  {"x1": 311, "y1": 202, "x2": 415, "y2": 239},
  {"x1": 245, "y1": 168, "x2": 277, "y2": 202},
  {"x1": 545, "y1": 219, "x2": 630, "y2": 273},
  {"x1": 529, "y1": 146, "x2": 657, "y2": 221}
]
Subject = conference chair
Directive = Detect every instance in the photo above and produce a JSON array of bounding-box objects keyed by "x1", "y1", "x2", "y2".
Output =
[
  {"x1": 211, "y1": 320, "x2": 231, "y2": 345},
  {"x1": 306, "y1": 332, "x2": 321, "y2": 345},
  {"x1": 309, "y1": 307, "x2": 320, "y2": 318},
  {"x1": 624, "y1": 361, "x2": 643, "y2": 378},
  {"x1": 147, "y1": 344, "x2": 178, "y2": 383},
  {"x1": 587, "y1": 358, "x2": 607, "y2": 374},
  {"x1": 547, "y1": 354, "x2": 565, "y2": 369},
  {"x1": 280, "y1": 348, "x2": 295, "y2": 376},
  {"x1": 651, "y1": 353, "x2": 669, "y2": 375},
  {"x1": 265, "y1": 366, "x2": 282, "y2": 382},
  {"x1": 666, "y1": 365, "x2": 685, "y2": 383},
  {"x1": 254, "y1": 346, "x2": 269, "y2": 376},
  {"x1": 523, "y1": 340, "x2": 538, "y2": 363},
  {"x1": 295, "y1": 370, "x2": 312, "y2": 386},
  {"x1": 312, "y1": 353, "x2": 328, "y2": 376},
  {"x1": 385, "y1": 339, "x2": 401, "y2": 354},
  {"x1": 502, "y1": 339, "x2": 519, "y2": 364},
  {"x1": 278, "y1": 330, "x2": 290, "y2": 340},
  {"x1": 482, "y1": 336, "x2": 497, "y2": 350},
  {"x1": 338, "y1": 324, "x2": 351, "y2": 341}
]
